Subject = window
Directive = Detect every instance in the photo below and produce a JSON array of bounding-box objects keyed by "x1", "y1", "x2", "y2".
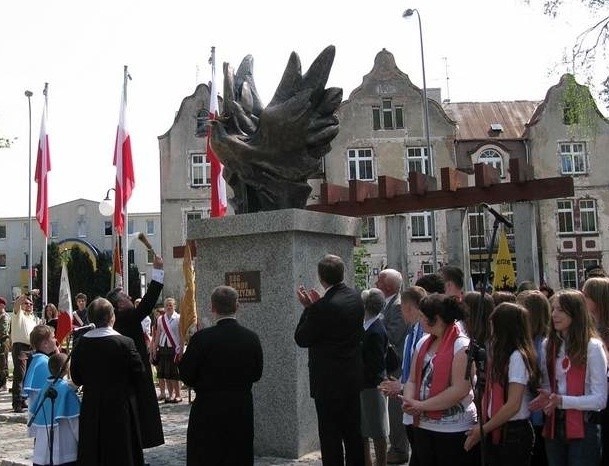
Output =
[
  {"x1": 382, "y1": 99, "x2": 393, "y2": 129},
  {"x1": 361, "y1": 217, "x2": 377, "y2": 241},
  {"x1": 500, "y1": 204, "x2": 514, "y2": 241},
  {"x1": 395, "y1": 106, "x2": 404, "y2": 129},
  {"x1": 579, "y1": 199, "x2": 597, "y2": 232},
  {"x1": 127, "y1": 249, "x2": 134, "y2": 265},
  {"x1": 146, "y1": 249, "x2": 155, "y2": 264},
  {"x1": 0, "y1": 253, "x2": 5, "y2": 267},
  {"x1": 372, "y1": 99, "x2": 403, "y2": 130},
  {"x1": 104, "y1": 221, "x2": 113, "y2": 236},
  {"x1": 191, "y1": 152, "x2": 211, "y2": 187},
  {"x1": 560, "y1": 259, "x2": 578, "y2": 289},
  {"x1": 479, "y1": 148, "x2": 504, "y2": 177},
  {"x1": 411, "y1": 212, "x2": 432, "y2": 238},
  {"x1": 127, "y1": 220, "x2": 134, "y2": 235},
  {"x1": 422, "y1": 262, "x2": 434, "y2": 274},
  {"x1": 557, "y1": 200, "x2": 574, "y2": 233},
  {"x1": 468, "y1": 211, "x2": 486, "y2": 250},
  {"x1": 348, "y1": 149, "x2": 374, "y2": 181},
  {"x1": 77, "y1": 219, "x2": 86, "y2": 238},
  {"x1": 183, "y1": 210, "x2": 206, "y2": 244},
  {"x1": 50, "y1": 222, "x2": 59, "y2": 239},
  {"x1": 406, "y1": 147, "x2": 431, "y2": 175},
  {"x1": 583, "y1": 259, "x2": 600, "y2": 274},
  {"x1": 146, "y1": 219, "x2": 155, "y2": 235},
  {"x1": 0, "y1": 224, "x2": 5, "y2": 240},
  {"x1": 22, "y1": 222, "x2": 29, "y2": 239},
  {"x1": 560, "y1": 142, "x2": 587, "y2": 175},
  {"x1": 372, "y1": 107, "x2": 381, "y2": 130}
]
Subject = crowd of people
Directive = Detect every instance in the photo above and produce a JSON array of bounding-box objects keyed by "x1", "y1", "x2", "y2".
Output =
[
  {"x1": 298, "y1": 256, "x2": 609, "y2": 466},
  {"x1": 2, "y1": 250, "x2": 609, "y2": 466}
]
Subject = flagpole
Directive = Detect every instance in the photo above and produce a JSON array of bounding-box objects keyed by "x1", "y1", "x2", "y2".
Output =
[
  {"x1": 25, "y1": 90, "x2": 33, "y2": 294},
  {"x1": 42, "y1": 83, "x2": 49, "y2": 305},
  {"x1": 122, "y1": 66, "x2": 130, "y2": 291}
]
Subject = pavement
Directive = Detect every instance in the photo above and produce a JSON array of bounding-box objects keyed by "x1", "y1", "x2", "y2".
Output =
[{"x1": 0, "y1": 384, "x2": 322, "y2": 466}]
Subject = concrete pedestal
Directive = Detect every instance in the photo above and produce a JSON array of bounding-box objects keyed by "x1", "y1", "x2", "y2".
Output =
[{"x1": 188, "y1": 209, "x2": 360, "y2": 458}]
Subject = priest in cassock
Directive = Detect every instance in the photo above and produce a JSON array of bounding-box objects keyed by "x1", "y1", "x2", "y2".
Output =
[
  {"x1": 71, "y1": 297, "x2": 145, "y2": 466},
  {"x1": 106, "y1": 254, "x2": 165, "y2": 449}
]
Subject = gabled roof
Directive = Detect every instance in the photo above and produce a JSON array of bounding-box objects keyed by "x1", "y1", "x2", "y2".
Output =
[{"x1": 443, "y1": 101, "x2": 540, "y2": 140}]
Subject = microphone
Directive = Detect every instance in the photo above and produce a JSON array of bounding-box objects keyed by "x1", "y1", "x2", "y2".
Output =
[
  {"x1": 72, "y1": 323, "x2": 96, "y2": 334},
  {"x1": 481, "y1": 203, "x2": 513, "y2": 229}
]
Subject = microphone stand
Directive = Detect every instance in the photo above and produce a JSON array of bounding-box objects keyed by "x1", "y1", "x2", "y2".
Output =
[
  {"x1": 465, "y1": 206, "x2": 503, "y2": 466},
  {"x1": 27, "y1": 333, "x2": 75, "y2": 466}
]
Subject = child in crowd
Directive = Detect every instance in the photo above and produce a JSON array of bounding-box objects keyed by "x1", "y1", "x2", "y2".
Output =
[{"x1": 29, "y1": 352, "x2": 80, "y2": 466}]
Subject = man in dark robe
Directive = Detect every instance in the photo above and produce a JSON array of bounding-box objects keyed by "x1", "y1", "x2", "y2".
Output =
[
  {"x1": 106, "y1": 255, "x2": 165, "y2": 449},
  {"x1": 71, "y1": 297, "x2": 145, "y2": 466},
  {"x1": 179, "y1": 286, "x2": 263, "y2": 466}
]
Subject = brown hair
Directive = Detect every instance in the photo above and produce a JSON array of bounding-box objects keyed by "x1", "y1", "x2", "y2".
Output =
[
  {"x1": 582, "y1": 277, "x2": 609, "y2": 347},
  {"x1": 463, "y1": 291, "x2": 494, "y2": 343},
  {"x1": 48, "y1": 352, "x2": 68, "y2": 379},
  {"x1": 548, "y1": 290, "x2": 596, "y2": 366},
  {"x1": 401, "y1": 286, "x2": 427, "y2": 307},
  {"x1": 489, "y1": 303, "x2": 539, "y2": 389},
  {"x1": 30, "y1": 325, "x2": 54, "y2": 351},
  {"x1": 492, "y1": 291, "x2": 516, "y2": 306},
  {"x1": 517, "y1": 290, "x2": 551, "y2": 340},
  {"x1": 44, "y1": 303, "x2": 58, "y2": 320}
]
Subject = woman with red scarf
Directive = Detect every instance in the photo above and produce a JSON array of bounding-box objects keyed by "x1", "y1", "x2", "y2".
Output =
[
  {"x1": 401, "y1": 293, "x2": 478, "y2": 466},
  {"x1": 464, "y1": 302, "x2": 539, "y2": 464},
  {"x1": 530, "y1": 289, "x2": 607, "y2": 466}
]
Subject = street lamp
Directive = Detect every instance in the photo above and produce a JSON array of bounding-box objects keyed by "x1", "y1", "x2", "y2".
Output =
[
  {"x1": 403, "y1": 8, "x2": 438, "y2": 271},
  {"x1": 99, "y1": 187, "x2": 116, "y2": 216},
  {"x1": 25, "y1": 90, "x2": 33, "y2": 292}
]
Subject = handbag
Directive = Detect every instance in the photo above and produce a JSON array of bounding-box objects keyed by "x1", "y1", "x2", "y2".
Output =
[{"x1": 386, "y1": 343, "x2": 400, "y2": 374}]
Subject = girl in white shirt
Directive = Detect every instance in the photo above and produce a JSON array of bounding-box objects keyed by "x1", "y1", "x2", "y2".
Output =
[
  {"x1": 530, "y1": 289, "x2": 608, "y2": 466},
  {"x1": 464, "y1": 302, "x2": 539, "y2": 465}
]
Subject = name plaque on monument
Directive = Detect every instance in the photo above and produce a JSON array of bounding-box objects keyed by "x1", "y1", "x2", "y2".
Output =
[{"x1": 225, "y1": 271, "x2": 261, "y2": 303}]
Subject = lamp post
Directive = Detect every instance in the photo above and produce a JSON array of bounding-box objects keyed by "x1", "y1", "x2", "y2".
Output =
[
  {"x1": 99, "y1": 188, "x2": 120, "y2": 288},
  {"x1": 403, "y1": 8, "x2": 438, "y2": 271},
  {"x1": 99, "y1": 188, "x2": 116, "y2": 217},
  {"x1": 25, "y1": 90, "x2": 33, "y2": 292}
]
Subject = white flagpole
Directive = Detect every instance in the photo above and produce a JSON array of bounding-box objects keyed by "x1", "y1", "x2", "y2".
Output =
[
  {"x1": 42, "y1": 83, "x2": 49, "y2": 305},
  {"x1": 122, "y1": 66, "x2": 130, "y2": 291}
]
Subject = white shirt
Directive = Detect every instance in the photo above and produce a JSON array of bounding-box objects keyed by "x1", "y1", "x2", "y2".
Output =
[
  {"x1": 158, "y1": 312, "x2": 181, "y2": 348},
  {"x1": 488, "y1": 350, "x2": 532, "y2": 421},
  {"x1": 540, "y1": 337, "x2": 608, "y2": 411}
]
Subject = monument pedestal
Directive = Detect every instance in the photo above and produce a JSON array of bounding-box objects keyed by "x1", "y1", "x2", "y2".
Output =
[{"x1": 188, "y1": 208, "x2": 361, "y2": 458}]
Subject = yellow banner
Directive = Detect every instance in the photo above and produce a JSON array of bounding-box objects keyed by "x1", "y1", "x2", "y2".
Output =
[{"x1": 492, "y1": 229, "x2": 516, "y2": 290}]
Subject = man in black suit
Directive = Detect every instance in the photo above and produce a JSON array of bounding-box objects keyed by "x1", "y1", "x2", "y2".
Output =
[
  {"x1": 179, "y1": 285, "x2": 263, "y2": 466},
  {"x1": 295, "y1": 254, "x2": 365, "y2": 466},
  {"x1": 106, "y1": 255, "x2": 165, "y2": 449}
]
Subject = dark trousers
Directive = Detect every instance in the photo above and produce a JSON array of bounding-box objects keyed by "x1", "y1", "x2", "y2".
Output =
[
  {"x1": 601, "y1": 405, "x2": 609, "y2": 466},
  {"x1": 388, "y1": 395, "x2": 408, "y2": 455},
  {"x1": 414, "y1": 427, "x2": 479, "y2": 466},
  {"x1": 531, "y1": 424, "x2": 548, "y2": 466},
  {"x1": 487, "y1": 419, "x2": 534, "y2": 466},
  {"x1": 314, "y1": 393, "x2": 365, "y2": 466},
  {"x1": 11, "y1": 342, "x2": 30, "y2": 408},
  {"x1": 0, "y1": 338, "x2": 9, "y2": 386},
  {"x1": 405, "y1": 424, "x2": 420, "y2": 466}
]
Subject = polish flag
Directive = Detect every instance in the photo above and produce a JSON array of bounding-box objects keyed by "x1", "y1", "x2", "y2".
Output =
[
  {"x1": 113, "y1": 71, "x2": 135, "y2": 235},
  {"x1": 55, "y1": 262, "x2": 73, "y2": 345},
  {"x1": 207, "y1": 47, "x2": 227, "y2": 217},
  {"x1": 35, "y1": 86, "x2": 51, "y2": 237}
]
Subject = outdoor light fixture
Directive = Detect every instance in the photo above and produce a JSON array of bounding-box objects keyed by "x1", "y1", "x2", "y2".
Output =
[{"x1": 99, "y1": 187, "x2": 116, "y2": 216}]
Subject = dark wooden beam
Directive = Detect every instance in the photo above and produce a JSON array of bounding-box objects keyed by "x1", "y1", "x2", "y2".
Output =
[
  {"x1": 440, "y1": 167, "x2": 469, "y2": 192},
  {"x1": 509, "y1": 158, "x2": 534, "y2": 183},
  {"x1": 378, "y1": 176, "x2": 408, "y2": 198},
  {"x1": 173, "y1": 241, "x2": 197, "y2": 259},
  {"x1": 306, "y1": 176, "x2": 574, "y2": 217},
  {"x1": 321, "y1": 183, "x2": 350, "y2": 204},
  {"x1": 408, "y1": 172, "x2": 437, "y2": 195},
  {"x1": 349, "y1": 179, "x2": 378, "y2": 202},
  {"x1": 474, "y1": 163, "x2": 500, "y2": 187}
]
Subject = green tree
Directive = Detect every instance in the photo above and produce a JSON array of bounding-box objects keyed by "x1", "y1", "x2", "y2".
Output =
[
  {"x1": 353, "y1": 246, "x2": 370, "y2": 292},
  {"x1": 528, "y1": 0, "x2": 609, "y2": 108}
]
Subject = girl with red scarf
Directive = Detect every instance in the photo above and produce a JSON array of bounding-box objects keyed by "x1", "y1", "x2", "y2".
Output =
[
  {"x1": 530, "y1": 289, "x2": 607, "y2": 466},
  {"x1": 401, "y1": 294, "x2": 478, "y2": 466},
  {"x1": 464, "y1": 302, "x2": 539, "y2": 464}
]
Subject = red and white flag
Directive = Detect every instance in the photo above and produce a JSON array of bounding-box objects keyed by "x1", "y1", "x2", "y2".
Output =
[
  {"x1": 55, "y1": 262, "x2": 73, "y2": 345},
  {"x1": 35, "y1": 84, "x2": 51, "y2": 237},
  {"x1": 113, "y1": 68, "x2": 135, "y2": 235},
  {"x1": 207, "y1": 47, "x2": 227, "y2": 217}
]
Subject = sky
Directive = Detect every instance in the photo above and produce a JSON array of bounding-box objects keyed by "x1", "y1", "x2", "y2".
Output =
[{"x1": 0, "y1": 0, "x2": 604, "y2": 218}]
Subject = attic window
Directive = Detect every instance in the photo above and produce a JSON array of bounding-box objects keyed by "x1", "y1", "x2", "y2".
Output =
[{"x1": 490, "y1": 123, "x2": 504, "y2": 132}]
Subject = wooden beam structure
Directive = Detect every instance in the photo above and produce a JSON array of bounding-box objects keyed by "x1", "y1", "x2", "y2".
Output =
[{"x1": 307, "y1": 161, "x2": 574, "y2": 217}]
